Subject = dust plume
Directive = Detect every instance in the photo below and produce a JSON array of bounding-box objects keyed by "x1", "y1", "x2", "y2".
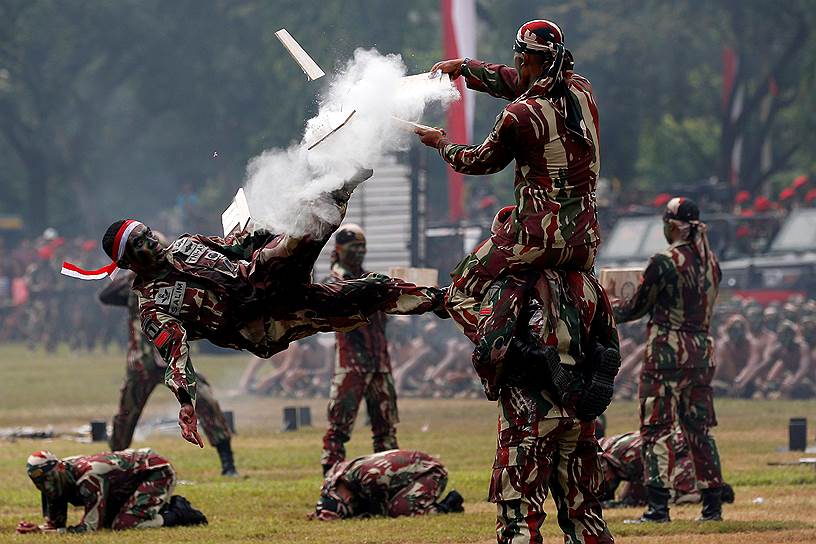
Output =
[{"x1": 244, "y1": 49, "x2": 458, "y2": 238}]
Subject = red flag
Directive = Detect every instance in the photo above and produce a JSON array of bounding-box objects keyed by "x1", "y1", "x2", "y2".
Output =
[{"x1": 441, "y1": 0, "x2": 476, "y2": 221}]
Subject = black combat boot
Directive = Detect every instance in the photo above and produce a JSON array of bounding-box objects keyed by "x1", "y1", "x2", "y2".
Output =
[
  {"x1": 697, "y1": 487, "x2": 723, "y2": 521},
  {"x1": 215, "y1": 438, "x2": 239, "y2": 477},
  {"x1": 625, "y1": 486, "x2": 670, "y2": 524},
  {"x1": 161, "y1": 496, "x2": 208, "y2": 527},
  {"x1": 435, "y1": 490, "x2": 464, "y2": 513}
]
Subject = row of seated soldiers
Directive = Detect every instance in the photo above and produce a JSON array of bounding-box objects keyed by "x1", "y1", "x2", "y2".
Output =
[
  {"x1": 241, "y1": 295, "x2": 816, "y2": 401},
  {"x1": 239, "y1": 316, "x2": 481, "y2": 399},
  {"x1": 615, "y1": 296, "x2": 816, "y2": 399}
]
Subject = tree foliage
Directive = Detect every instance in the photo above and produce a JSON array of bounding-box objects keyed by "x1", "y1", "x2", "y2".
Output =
[{"x1": 0, "y1": 0, "x2": 813, "y2": 235}]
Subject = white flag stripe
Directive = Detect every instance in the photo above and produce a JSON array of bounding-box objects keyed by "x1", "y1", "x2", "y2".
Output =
[
  {"x1": 451, "y1": 0, "x2": 476, "y2": 141},
  {"x1": 60, "y1": 267, "x2": 109, "y2": 280}
]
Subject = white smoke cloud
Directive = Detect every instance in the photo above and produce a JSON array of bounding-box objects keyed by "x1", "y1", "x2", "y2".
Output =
[{"x1": 244, "y1": 48, "x2": 458, "y2": 238}]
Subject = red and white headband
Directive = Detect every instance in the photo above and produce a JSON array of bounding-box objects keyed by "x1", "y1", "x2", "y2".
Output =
[{"x1": 60, "y1": 220, "x2": 142, "y2": 281}]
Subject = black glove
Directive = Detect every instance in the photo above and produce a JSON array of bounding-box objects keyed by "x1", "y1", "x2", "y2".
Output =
[{"x1": 575, "y1": 343, "x2": 621, "y2": 420}]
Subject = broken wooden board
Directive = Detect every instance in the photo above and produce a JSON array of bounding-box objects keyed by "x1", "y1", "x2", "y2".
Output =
[
  {"x1": 221, "y1": 187, "x2": 251, "y2": 237},
  {"x1": 274, "y1": 28, "x2": 325, "y2": 81},
  {"x1": 397, "y1": 71, "x2": 454, "y2": 94},
  {"x1": 306, "y1": 110, "x2": 356, "y2": 150},
  {"x1": 391, "y1": 116, "x2": 436, "y2": 133}
]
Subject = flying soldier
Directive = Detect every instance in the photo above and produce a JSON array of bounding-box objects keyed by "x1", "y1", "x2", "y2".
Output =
[{"x1": 61, "y1": 170, "x2": 445, "y2": 446}]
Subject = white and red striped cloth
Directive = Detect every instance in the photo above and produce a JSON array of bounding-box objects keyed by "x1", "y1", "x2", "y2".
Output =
[{"x1": 60, "y1": 220, "x2": 142, "y2": 280}]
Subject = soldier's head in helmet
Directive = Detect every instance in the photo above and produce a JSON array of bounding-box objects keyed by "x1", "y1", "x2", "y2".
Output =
[
  {"x1": 777, "y1": 320, "x2": 798, "y2": 348},
  {"x1": 725, "y1": 315, "x2": 748, "y2": 343},
  {"x1": 332, "y1": 223, "x2": 366, "y2": 274},
  {"x1": 762, "y1": 306, "x2": 781, "y2": 333},
  {"x1": 745, "y1": 305, "x2": 763, "y2": 335},
  {"x1": 102, "y1": 220, "x2": 168, "y2": 277},
  {"x1": 27, "y1": 451, "x2": 70, "y2": 499},
  {"x1": 801, "y1": 318, "x2": 816, "y2": 345}
]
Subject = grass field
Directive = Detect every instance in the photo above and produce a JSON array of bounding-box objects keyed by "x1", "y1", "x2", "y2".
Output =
[{"x1": 1, "y1": 343, "x2": 815, "y2": 543}]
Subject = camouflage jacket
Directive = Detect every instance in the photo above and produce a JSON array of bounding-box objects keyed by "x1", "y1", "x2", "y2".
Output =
[
  {"x1": 132, "y1": 228, "x2": 327, "y2": 401},
  {"x1": 99, "y1": 271, "x2": 164, "y2": 374},
  {"x1": 321, "y1": 449, "x2": 445, "y2": 517},
  {"x1": 439, "y1": 59, "x2": 600, "y2": 248},
  {"x1": 44, "y1": 449, "x2": 171, "y2": 531},
  {"x1": 613, "y1": 240, "x2": 721, "y2": 369},
  {"x1": 325, "y1": 262, "x2": 390, "y2": 374}
]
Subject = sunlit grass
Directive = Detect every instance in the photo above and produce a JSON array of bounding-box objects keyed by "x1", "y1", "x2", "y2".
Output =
[{"x1": 0, "y1": 343, "x2": 815, "y2": 543}]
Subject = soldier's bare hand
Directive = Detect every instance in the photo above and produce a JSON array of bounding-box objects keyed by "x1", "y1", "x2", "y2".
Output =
[
  {"x1": 431, "y1": 58, "x2": 465, "y2": 80},
  {"x1": 414, "y1": 126, "x2": 447, "y2": 149},
  {"x1": 178, "y1": 404, "x2": 204, "y2": 448}
]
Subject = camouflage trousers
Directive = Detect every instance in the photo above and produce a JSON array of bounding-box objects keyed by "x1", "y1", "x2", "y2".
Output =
[
  {"x1": 110, "y1": 362, "x2": 231, "y2": 450},
  {"x1": 257, "y1": 274, "x2": 444, "y2": 355},
  {"x1": 111, "y1": 465, "x2": 175, "y2": 529},
  {"x1": 321, "y1": 371, "x2": 399, "y2": 467},
  {"x1": 388, "y1": 459, "x2": 448, "y2": 517},
  {"x1": 639, "y1": 367, "x2": 723, "y2": 490},
  {"x1": 447, "y1": 239, "x2": 597, "y2": 339},
  {"x1": 492, "y1": 418, "x2": 613, "y2": 544}
]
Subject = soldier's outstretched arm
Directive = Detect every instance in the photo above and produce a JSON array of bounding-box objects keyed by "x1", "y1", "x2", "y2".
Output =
[
  {"x1": 613, "y1": 254, "x2": 671, "y2": 324},
  {"x1": 432, "y1": 58, "x2": 521, "y2": 101},
  {"x1": 430, "y1": 109, "x2": 516, "y2": 176}
]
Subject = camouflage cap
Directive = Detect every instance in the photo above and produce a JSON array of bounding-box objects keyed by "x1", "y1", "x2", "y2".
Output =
[
  {"x1": 514, "y1": 20, "x2": 564, "y2": 54},
  {"x1": 663, "y1": 197, "x2": 700, "y2": 223},
  {"x1": 26, "y1": 450, "x2": 63, "y2": 495},
  {"x1": 26, "y1": 450, "x2": 59, "y2": 479}
]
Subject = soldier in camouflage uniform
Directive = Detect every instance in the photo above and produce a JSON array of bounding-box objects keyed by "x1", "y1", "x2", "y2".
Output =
[
  {"x1": 20, "y1": 449, "x2": 206, "y2": 533},
  {"x1": 321, "y1": 225, "x2": 399, "y2": 473},
  {"x1": 416, "y1": 20, "x2": 601, "y2": 336},
  {"x1": 311, "y1": 449, "x2": 463, "y2": 520},
  {"x1": 599, "y1": 430, "x2": 734, "y2": 508},
  {"x1": 613, "y1": 197, "x2": 725, "y2": 523},
  {"x1": 92, "y1": 171, "x2": 444, "y2": 446},
  {"x1": 473, "y1": 269, "x2": 618, "y2": 544},
  {"x1": 98, "y1": 270, "x2": 238, "y2": 476}
]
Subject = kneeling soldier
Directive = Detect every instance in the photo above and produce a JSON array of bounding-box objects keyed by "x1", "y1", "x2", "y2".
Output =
[
  {"x1": 311, "y1": 449, "x2": 463, "y2": 520},
  {"x1": 18, "y1": 449, "x2": 206, "y2": 533}
]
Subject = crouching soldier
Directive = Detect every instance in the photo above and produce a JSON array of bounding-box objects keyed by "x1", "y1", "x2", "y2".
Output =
[
  {"x1": 18, "y1": 449, "x2": 206, "y2": 533},
  {"x1": 310, "y1": 449, "x2": 463, "y2": 520},
  {"x1": 599, "y1": 430, "x2": 735, "y2": 508}
]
